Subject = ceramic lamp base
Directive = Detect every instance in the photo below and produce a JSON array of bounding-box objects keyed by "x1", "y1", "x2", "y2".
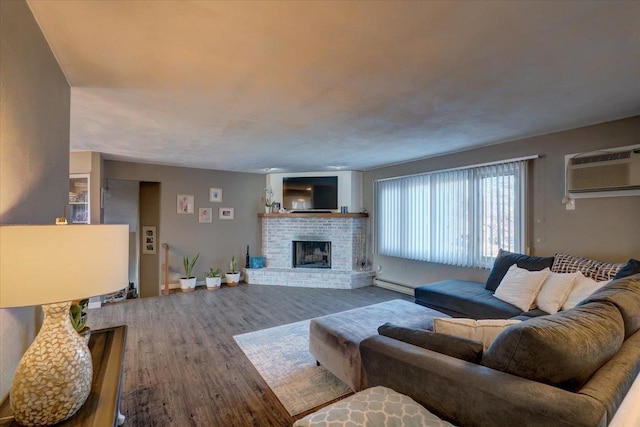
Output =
[{"x1": 10, "y1": 302, "x2": 92, "y2": 426}]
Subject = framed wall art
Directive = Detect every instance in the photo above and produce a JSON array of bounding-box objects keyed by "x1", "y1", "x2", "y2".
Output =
[
  {"x1": 219, "y1": 207, "x2": 234, "y2": 220},
  {"x1": 142, "y1": 226, "x2": 156, "y2": 254},
  {"x1": 199, "y1": 207, "x2": 212, "y2": 223},
  {"x1": 177, "y1": 194, "x2": 194, "y2": 214},
  {"x1": 209, "y1": 187, "x2": 222, "y2": 202}
]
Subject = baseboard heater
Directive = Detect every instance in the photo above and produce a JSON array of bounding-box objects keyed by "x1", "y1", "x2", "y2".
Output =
[{"x1": 373, "y1": 278, "x2": 415, "y2": 296}]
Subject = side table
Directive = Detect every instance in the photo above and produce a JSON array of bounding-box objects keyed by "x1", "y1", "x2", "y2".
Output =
[{"x1": 0, "y1": 325, "x2": 127, "y2": 426}]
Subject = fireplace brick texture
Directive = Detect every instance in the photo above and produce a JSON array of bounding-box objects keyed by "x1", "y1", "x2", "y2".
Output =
[{"x1": 261, "y1": 217, "x2": 367, "y2": 270}]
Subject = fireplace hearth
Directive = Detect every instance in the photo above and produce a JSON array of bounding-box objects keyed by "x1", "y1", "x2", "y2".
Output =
[{"x1": 292, "y1": 240, "x2": 331, "y2": 269}]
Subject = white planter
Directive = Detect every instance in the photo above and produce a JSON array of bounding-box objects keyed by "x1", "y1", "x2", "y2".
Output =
[
  {"x1": 225, "y1": 272, "x2": 240, "y2": 286},
  {"x1": 180, "y1": 277, "x2": 197, "y2": 292},
  {"x1": 265, "y1": 206, "x2": 271, "y2": 213},
  {"x1": 206, "y1": 276, "x2": 221, "y2": 290}
]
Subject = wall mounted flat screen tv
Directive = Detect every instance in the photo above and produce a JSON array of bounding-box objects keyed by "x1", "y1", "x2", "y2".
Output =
[{"x1": 283, "y1": 176, "x2": 338, "y2": 211}]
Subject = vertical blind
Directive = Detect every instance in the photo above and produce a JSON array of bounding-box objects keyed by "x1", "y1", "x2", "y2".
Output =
[{"x1": 374, "y1": 160, "x2": 527, "y2": 268}]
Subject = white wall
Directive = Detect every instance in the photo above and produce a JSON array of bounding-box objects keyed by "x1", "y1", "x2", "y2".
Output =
[{"x1": 0, "y1": 0, "x2": 70, "y2": 400}]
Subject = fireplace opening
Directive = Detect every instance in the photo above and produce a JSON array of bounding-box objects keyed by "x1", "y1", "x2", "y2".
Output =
[{"x1": 292, "y1": 240, "x2": 331, "y2": 269}]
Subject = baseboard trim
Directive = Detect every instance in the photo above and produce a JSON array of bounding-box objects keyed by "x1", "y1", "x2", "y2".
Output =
[{"x1": 373, "y1": 278, "x2": 414, "y2": 296}]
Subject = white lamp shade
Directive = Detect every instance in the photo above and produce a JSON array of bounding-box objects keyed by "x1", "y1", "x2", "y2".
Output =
[{"x1": 0, "y1": 224, "x2": 129, "y2": 308}]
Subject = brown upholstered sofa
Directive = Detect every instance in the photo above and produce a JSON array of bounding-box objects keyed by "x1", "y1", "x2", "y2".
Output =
[{"x1": 360, "y1": 274, "x2": 640, "y2": 427}]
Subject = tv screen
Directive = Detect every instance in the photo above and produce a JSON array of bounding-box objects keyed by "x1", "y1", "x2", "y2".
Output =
[{"x1": 283, "y1": 176, "x2": 338, "y2": 211}]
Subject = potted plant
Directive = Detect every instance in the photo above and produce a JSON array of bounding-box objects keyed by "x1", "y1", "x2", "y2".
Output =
[
  {"x1": 70, "y1": 299, "x2": 91, "y2": 344},
  {"x1": 225, "y1": 255, "x2": 240, "y2": 286},
  {"x1": 180, "y1": 253, "x2": 200, "y2": 292},
  {"x1": 205, "y1": 268, "x2": 223, "y2": 290}
]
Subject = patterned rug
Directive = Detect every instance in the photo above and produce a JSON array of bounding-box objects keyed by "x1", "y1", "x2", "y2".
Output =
[{"x1": 233, "y1": 319, "x2": 352, "y2": 416}]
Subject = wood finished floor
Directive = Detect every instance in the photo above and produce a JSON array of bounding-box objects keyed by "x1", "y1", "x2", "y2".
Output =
[{"x1": 87, "y1": 284, "x2": 411, "y2": 427}]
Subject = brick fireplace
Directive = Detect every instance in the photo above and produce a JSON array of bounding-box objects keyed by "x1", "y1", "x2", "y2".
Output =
[{"x1": 245, "y1": 213, "x2": 374, "y2": 289}]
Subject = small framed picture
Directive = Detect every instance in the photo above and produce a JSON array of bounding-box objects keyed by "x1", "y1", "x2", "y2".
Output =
[
  {"x1": 199, "y1": 207, "x2": 212, "y2": 223},
  {"x1": 142, "y1": 226, "x2": 156, "y2": 254},
  {"x1": 209, "y1": 187, "x2": 222, "y2": 203},
  {"x1": 177, "y1": 194, "x2": 194, "y2": 214},
  {"x1": 219, "y1": 207, "x2": 234, "y2": 220}
]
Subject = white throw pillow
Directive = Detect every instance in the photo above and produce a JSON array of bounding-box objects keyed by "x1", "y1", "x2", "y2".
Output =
[
  {"x1": 493, "y1": 264, "x2": 550, "y2": 312},
  {"x1": 562, "y1": 271, "x2": 611, "y2": 310},
  {"x1": 433, "y1": 317, "x2": 521, "y2": 350},
  {"x1": 535, "y1": 271, "x2": 579, "y2": 314}
]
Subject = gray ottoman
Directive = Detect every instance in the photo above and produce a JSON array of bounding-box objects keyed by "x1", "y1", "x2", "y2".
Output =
[
  {"x1": 309, "y1": 299, "x2": 448, "y2": 391},
  {"x1": 293, "y1": 386, "x2": 455, "y2": 427}
]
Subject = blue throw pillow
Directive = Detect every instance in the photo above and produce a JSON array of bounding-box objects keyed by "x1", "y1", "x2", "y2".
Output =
[
  {"x1": 613, "y1": 259, "x2": 640, "y2": 280},
  {"x1": 485, "y1": 249, "x2": 555, "y2": 292}
]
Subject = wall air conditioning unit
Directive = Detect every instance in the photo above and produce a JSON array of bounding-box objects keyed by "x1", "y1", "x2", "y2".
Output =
[{"x1": 567, "y1": 147, "x2": 640, "y2": 195}]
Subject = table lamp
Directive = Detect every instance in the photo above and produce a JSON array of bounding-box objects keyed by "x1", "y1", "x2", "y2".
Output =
[{"x1": 0, "y1": 224, "x2": 129, "y2": 426}]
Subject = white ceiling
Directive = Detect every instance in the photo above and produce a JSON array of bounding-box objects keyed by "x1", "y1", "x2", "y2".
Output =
[{"x1": 28, "y1": 1, "x2": 640, "y2": 174}]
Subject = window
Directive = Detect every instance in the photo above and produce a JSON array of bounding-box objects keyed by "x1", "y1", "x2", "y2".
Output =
[{"x1": 374, "y1": 160, "x2": 527, "y2": 268}]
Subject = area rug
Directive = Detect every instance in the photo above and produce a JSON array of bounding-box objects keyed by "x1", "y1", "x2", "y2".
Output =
[{"x1": 233, "y1": 319, "x2": 352, "y2": 416}]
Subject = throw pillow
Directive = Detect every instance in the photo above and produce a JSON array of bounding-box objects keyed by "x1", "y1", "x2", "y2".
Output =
[
  {"x1": 561, "y1": 271, "x2": 610, "y2": 311},
  {"x1": 482, "y1": 301, "x2": 625, "y2": 391},
  {"x1": 551, "y1": 253, "x2": 624, "y2": 282},
  {"x1": 484, "y1": 249, "x2": 554, "y2": 292},
  {"x1": 432, "y1": 317, "x2": 521, "y2": 350},
  {"x1": 493, "y1": 265, "x2": 550, "y2": 312},
  {"x1": 535, "y1": 271, "x2": 579, "y2": 314},
  {"x1": 378, "y1": 322, "x2": 484, "y2": 363},
  {"x1": 613, "y1": 259, "x2": 640, "y2": 280}
]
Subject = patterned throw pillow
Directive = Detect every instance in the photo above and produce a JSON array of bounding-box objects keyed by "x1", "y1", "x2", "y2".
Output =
[{"x1": 551, "y1": 253, "x2": 624, "y2": 282}]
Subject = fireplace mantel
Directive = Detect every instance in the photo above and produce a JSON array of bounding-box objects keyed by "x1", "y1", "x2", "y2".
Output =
[{"x1": 257, "y1": 212, "x2": 368, "y2": 218}]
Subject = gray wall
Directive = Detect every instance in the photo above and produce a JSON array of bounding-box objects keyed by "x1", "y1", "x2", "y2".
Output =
[
  {"x1": 0, "y1": 0, "x2": 70, "y2": 399},
  {"x1": 103, "y1": 179, "x2": 140, "y2": 291},
  {"x1": 364, "y1": 116, "x2": 640, "y2": 288},
  {"x1": 105, "y1": 161, "x2": 264, "y2": 290}
]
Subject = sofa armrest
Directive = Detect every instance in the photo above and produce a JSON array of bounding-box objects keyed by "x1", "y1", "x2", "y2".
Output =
[{"x1": 360, "y1": 335, "x2": 606, "y2": 427}]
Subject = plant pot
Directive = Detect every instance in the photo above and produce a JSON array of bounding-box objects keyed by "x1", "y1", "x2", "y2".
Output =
[
  {"x1": 264, "y1": 206, "x2": 271, "y2": 214},
  {"x1": 180, "y1": 277, "x2": 197, "y2": 292},
  {"x1": 206, "y1": 276, "x2": 221, "y2": 290},
  {"x1": 225, "y1": 272, "x2": 240, "y2": 286}
]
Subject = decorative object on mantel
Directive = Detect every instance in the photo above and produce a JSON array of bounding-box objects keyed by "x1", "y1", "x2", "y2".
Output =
[
  {"x1": 180, "y1": 253, "x2": 200, "y2": 292},
  {"x1": 263, "y1": 187, "x2": 274, "y2": 213},
  {"x1": 0, "y1": 224, "x2": 128, "y2": 426},
  {"x1": 271, "y1": 202, "x2": 281, "y2": 213},
  {"x1": 209, "y1": 187, "x2": 222, "y2": 203},
  {"x1": 177, "y1": 194, "x2": 194, "y2": 214},
  {"x1": 226, "y1": 255, "x2": 240, "y2": 286},
  {"x1": 205, "y1": 268, "x2": 222, "y2": 290}
]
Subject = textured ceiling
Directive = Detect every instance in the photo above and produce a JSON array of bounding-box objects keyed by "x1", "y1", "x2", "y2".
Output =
[{"x1": 28, "y1": 1, "x2": 640, "y2": 173}]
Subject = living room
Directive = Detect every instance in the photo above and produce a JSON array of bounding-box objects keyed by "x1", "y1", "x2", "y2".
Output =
[{"x1": 1, "y1": 1, "x2": 639, "y2": 426}]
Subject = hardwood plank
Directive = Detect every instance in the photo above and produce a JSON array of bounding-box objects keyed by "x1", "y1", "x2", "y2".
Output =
[{"x1": 87, "y1": 284, "x2": 410, "y2": 426}]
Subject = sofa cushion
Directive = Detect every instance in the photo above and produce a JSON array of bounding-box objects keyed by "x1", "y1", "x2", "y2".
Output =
[
  {"x1": 484, "y1": 249, "x2": 554, "y2": 292},
  {"x1": 378, "y1": 323, "x2": 484, "y2": 363},
  {"x1": 432, "y1": 317, "x2": 521, "y2": 351},
  {"x1": 535, "y1": 271, "x2": 579, "y2": 314},
  {"x1": 580, "y1": 274, "x2": 640, "y2": 338},
  {"x1": 482, "y1": 301, "x2": 625, "y2": 391},
  {"x1": 551, "y1": 253, "x2": 624, "y2": 282},
  {"x1": 415, "y1": 280, "x2": 523, "y2": 319},
  {"x1": 561, "y1": 272, "x2": 610, "y2": 311},
  {"x1": 613, "y1": 259, "x2": 640, "y2": 280},
  {"x1": 493, "y1": 265, "x2": 550, "y2": 312}
]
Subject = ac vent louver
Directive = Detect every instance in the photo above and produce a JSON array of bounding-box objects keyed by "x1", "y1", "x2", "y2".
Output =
[{"x1": 568, "y1": 150, "x2": 640, "y2": 193}]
